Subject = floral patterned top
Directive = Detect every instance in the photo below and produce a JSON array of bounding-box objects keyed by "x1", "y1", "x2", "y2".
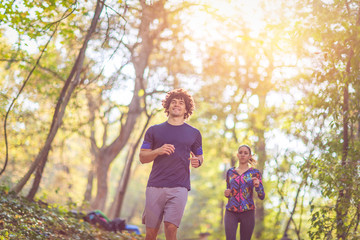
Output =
[{"x1": 225, "y1": 167, "x2": 265, "y2": 213}]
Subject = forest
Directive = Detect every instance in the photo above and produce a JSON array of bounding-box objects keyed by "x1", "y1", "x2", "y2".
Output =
[{"x1": 0, "y1": 0, "x2": 359, "y2": 239}]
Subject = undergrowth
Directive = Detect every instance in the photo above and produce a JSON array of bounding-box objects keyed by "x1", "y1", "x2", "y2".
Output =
[{"x1": 0, "y1": 186, "x2": 143, "y2": 240}]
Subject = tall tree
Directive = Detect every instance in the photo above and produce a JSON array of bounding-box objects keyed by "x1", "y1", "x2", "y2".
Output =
[
  {"x1": 194, "y1": 18, "x2": 287, "y2": 240},
  {"x1": 12, "y1": 0, "x2": 106, "y2": 198},
  {"x1": 0, "y1": 0, "x2": 77, "y2": 177},
  {"x1": 88, "y1": 0, "x2": 201, "y2": 211},
  {"x1": 291, "y1": 0, "x2": 360, "y2": 238},
  {"x1": 107, "y1": 111, "x2": 152, "y2": 219},
  {"x1": 89, "y1": 0, "x2": 170, "y2": 210}
]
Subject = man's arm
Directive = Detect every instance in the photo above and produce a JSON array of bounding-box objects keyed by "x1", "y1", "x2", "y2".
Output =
[
  {"x1": 189, "y1": 152, "x2": 204, "y2": 168},
  {"x1": 139, "y1": 144, "x2": 175, "y2": 164},
  {"x1": 139, "y1": 149, "x2": 158, "y2": 164}
]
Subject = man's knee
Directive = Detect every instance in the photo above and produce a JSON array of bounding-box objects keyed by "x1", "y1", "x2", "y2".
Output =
[
  {"x1": 145, "y1": 227, "x2": 159, "y2": 240},
  {"x1": 164, "y1": 221, "x2": 177, "y2": 230},
  {"x1": 164, "y1": 221, "x2": 178, "y2": 239}
]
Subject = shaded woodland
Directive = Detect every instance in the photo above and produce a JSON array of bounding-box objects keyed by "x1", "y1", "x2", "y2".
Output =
[{"x1": 0, "y1": 0, "x2": 359, "y2": 239}]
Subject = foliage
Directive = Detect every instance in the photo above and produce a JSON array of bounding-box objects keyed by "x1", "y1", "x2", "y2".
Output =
[
  {"x1": 1, "y1": 0, "x2": 360, "y2": 239},
  {"x1": 290, "y1": 0, "x2": 360, "y2": 238},
  {"x1": 0, "y1": 186, "x2": 142, "y2": 239}
]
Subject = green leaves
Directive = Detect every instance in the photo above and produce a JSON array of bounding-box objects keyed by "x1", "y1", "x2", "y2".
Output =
[
  {"x1": 290, "y1": 0, "x2": 360, "y2": 238},
  {"x1": 309, "y1": 207, "x2": 335, "y2": 239},
  {"x1": 0, "y1": 187, "x2": 141, "y2": 239}
]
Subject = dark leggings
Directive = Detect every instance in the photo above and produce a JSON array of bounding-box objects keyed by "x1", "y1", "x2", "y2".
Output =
[{"x1": 224, "y1": 210, "x2": 255, "y2": 240}]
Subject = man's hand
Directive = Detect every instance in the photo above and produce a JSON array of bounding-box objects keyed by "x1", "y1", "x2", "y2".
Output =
[
  {"x1": 252, "y1": 177, "x2": 260, "y2": 188},
  {"x1": 224, "y1": 189, "x2": 232, "y2": 197},
  {"x1": 139, "y1": 144, "x2": 174, "y2": 164},
  {"x1": 189, "y1": 151, "x2": 201, "y2": 168},
  {"x1": 157, "y1": 144, "x2": 175, "y2": 155}
]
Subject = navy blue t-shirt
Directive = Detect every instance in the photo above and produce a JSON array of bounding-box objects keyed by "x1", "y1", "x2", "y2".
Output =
[{"x1": 141, "y1": 121, "x2": 203, "y2": 191}]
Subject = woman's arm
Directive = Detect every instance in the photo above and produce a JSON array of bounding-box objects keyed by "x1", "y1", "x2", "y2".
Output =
[{"x1": 253, "y1": 171, "x2": 265, "y2": 200}]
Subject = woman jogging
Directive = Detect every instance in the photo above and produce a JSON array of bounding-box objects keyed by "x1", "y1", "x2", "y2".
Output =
[{"x1": 224, "y1": 144, "x2": 265, "y2": 240}]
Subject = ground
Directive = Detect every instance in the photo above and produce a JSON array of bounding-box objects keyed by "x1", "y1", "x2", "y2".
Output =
[{"x1": 0, "y1": 186, "x2": 142, "y2": 240}]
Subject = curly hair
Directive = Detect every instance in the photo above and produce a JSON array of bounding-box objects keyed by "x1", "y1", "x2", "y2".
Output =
[
  {"x1": 238, "y1": 144, "x2": 257, "y2": 166},
  {"x1": 162, "y1": 88, "x2": 195, "y2": 120}
]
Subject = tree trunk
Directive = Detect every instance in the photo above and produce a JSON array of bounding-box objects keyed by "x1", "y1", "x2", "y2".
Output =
[
  {"x1": 282, "y1": 180, "x2": 306, "y2": 240},
  {"x1": 82, "y1": 91, "x2": 100, "y2": 206},
  {"x1": 336, "y1": 60, "x2": 351, "y2": 239},
  {"x1": 83, "y1": 159, "x2": 95, "y2": 205},
  {"x1": 84, "y1": 169, "x2": 94, "y2": 202},
  {"x1": 107, "y1": 144, "x2": 136, "y2": 218},
  {"x1": 108, "y1": 113, "x2": 152, "y2": 219},
  {"x1": 254, "y1": 94, "x2": 267, "y2": 239},
  {"x1": 90, "y1": 79, "x2": 143, "y2": 211},
  {"x1": 91, "y1": 155, "x2": 111, "y2": 211},
  {"x1": 26, "y1": 148, "x2": 50, "y2": 200},
  {"x1": 11, "y1": 0, "x2": 105, "y2": 196},
  {"x1": 90, "y1": 0, "x2": 168, "y2": 210}
]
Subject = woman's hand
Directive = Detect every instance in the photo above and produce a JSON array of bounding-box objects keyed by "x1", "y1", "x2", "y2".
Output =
[
  {"x1": 252, "y1": 177, "x2": 260, "y2": 188},
  {"x1": 224, "y1": 189, "x2": 232, "y2": 197}
]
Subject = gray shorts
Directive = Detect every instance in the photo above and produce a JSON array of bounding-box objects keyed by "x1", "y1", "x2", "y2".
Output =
[{"x1": 142, "y1": 187, "x2": 188, "y2": 229}]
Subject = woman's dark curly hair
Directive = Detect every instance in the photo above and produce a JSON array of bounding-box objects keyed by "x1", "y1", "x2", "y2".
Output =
[{"x1": 162, "y1": 88, "x2": 195, "y2": 120}]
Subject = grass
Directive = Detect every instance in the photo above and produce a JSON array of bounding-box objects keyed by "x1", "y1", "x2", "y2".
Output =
[{"x1": 0, "y1": 186, "x2": 143, "y2": 240}]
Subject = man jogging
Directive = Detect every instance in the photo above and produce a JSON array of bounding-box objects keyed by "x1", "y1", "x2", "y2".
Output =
[{"x1": 139, "y1": 88, "x2": 204, "y2": 240}]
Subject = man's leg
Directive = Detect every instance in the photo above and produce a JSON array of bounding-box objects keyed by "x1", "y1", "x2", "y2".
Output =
[
  {"x1": 164, "y1": 221, "x2": 178, "y2": 240},
  {"x1": 163, "y1": 187, "x2": 188, "y2": 240},
  {"x1": 145, "y1": 227, "x2": 160, "y2": 240},
  {"x1": 143, "y1": 187, "x2": 166, "y2": 239}
]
